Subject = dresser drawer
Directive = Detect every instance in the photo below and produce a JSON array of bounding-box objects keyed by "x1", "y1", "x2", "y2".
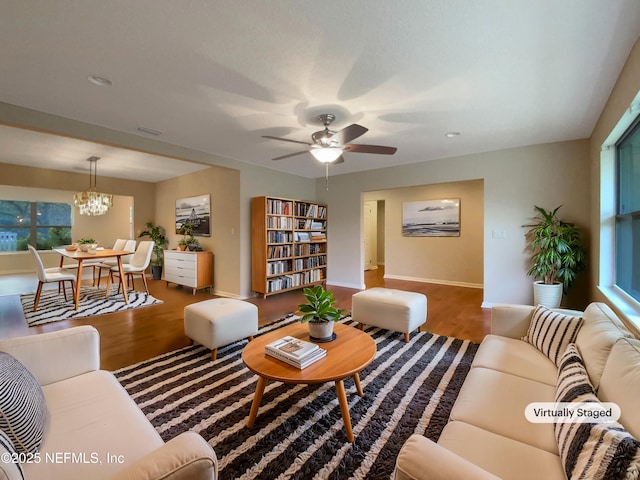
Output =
[
  {"x1": 165, "y1": 257, "x2": 197, "y2": 271},
  {"x1": 164, "y1": 272, "x2": 197, "y2": 288}
]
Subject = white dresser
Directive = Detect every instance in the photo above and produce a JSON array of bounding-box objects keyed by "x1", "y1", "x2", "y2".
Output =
[{"x1": 163, "y1": 250, "x2": 214, "y2": 294}]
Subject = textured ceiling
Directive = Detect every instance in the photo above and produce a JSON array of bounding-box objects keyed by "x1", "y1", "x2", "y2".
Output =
[{"x1": 0, "y1": 0, "x2": 639, "y2": 181}]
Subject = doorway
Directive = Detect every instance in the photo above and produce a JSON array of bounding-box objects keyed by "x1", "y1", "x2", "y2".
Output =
[{"x1": 363, "y1": 200, "x2": 385, "y2": 272}]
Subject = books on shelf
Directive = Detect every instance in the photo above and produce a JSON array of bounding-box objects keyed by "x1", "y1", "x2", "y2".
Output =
[
  {"x1": 294, "y1": 203, "x2": 327, "y2": 219},
  {"x1": 265, "y1": 336, "x2": 327, "y2": 369},
  {"x1": 295, "y1": 219, "x2": 327, "y2": 230},
  {"x1": 267, "y1": 198, "x2": 293, "y2": 215},
  {"x1": 295, "y1": 232, "x2": 310, "y2": 242},
  {"x1": 268, "y1": 230, "x2": 293, "y2": 243}
]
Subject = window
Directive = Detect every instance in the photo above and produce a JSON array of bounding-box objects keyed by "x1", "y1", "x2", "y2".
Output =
[
  {"x1": 615, "y1": 116, "x2": 640, "y2": 302},
  {"x1": 0, "y1": 201, "x2": 72, "y2": 251}
]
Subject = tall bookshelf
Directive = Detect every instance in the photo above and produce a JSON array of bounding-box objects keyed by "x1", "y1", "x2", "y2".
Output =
[{"x1": 251, "y1": 196, "x2": 328, "y2": 298}]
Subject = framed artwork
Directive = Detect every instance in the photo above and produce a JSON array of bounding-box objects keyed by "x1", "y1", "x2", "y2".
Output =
[
  {"x1": 402, "y1": 199, "x2": 460, "y2": 237},
  {"x1": 175, "y1": 194, "x2": 211, "y2": 236}
]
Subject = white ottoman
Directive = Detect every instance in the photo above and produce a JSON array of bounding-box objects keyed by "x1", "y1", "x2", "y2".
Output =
[
  {"x1": 184, "y1": 298, "x2": 259, "y2": 360},
  {"x1": 351, "y1": 288, "x2": 427, "y2": 343}
]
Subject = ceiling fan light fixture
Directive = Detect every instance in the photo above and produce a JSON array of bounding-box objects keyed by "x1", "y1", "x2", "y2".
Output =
[{"x1": 310, "y1": 146, "x2": 343, "y2": 163}]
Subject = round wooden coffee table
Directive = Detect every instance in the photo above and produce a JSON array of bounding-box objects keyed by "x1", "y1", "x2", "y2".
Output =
[{"x1": 242, "y1": 322, "x2": 376, "y2": 442}]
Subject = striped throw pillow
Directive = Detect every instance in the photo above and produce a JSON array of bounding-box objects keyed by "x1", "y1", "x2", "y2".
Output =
[
  {"x1": 522, "y1": 305, "x2": 583, "y2": 366},
  {"x1": 554, "y1": 344, "x2": 640, "y2": 480},
  {"x1": 0, "y1": 429, "x2": 24, "y2": 480},
  {"x1": 0, "y1": 352, "x2": 47, "y2": 454}
]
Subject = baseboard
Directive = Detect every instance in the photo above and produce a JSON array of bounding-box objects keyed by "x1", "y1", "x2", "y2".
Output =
[
  {"x1": 326, "y1": 280, "x2": 366, "y2": 290},
  {"x1": 0, "y1": 269, "x2": 32, "y2": 276},
  {"x1": 383, "y1": 274, "x2": 483, "y2": 289},
  {"x1": 211, "y1": 289, "x2": 241, "y2": 299}
]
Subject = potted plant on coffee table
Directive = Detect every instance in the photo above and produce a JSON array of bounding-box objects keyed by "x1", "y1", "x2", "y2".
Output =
[
  {"x1": 298, "y1": 285, "x2": 343, "y2": 341},
  {"x1": 523, "y1": 205, "x2": 586, "y2": 308},
  {"x1": 138, "y1": 222, "x2": 167, "y2": 280}
]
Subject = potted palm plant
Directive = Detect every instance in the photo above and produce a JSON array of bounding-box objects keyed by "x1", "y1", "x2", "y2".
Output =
[
  {"x1": 138, "y1": 222, "x2": 167, "y2": 280},
  {"x1": 523, "y1": 205, "x2": 586, "y2": 308},
  {"x1": 298, "y1": 285, "x2": 343, "y2": 341}
]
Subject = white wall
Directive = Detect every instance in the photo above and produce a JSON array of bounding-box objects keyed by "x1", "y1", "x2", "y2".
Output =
[{"x1": 317, "y1": 139, "x2": 591, "y2": 309}]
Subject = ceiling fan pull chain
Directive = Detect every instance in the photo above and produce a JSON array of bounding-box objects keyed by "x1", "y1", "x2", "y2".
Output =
[{"x1": 325, "y1": 163, "x2": 329, "y2": 190}]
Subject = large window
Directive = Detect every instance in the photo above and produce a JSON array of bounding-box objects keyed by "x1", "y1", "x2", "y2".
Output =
[
  {"x1": 0, "y1": 200, "x2": 72, "y2": 251},
  {"x1": 616, "y1": 116, "x2": 640, "y2": 302}
]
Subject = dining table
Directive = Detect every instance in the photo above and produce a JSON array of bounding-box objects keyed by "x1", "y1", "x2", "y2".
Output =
[{"x1": 53, "y1": 247, "x2": 135, "y2": 310}]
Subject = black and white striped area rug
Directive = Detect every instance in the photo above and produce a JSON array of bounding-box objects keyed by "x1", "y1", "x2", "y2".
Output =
[
  {"x1": 21, "y1": 285, "x2": 163, "y2": 326},
  {"x1": 114, "y1": 315, "x2": 478, "y2": 480}
]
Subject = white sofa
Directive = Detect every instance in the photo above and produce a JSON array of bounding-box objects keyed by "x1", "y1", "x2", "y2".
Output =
[
  {"x1": 394, "y1": 302, "x2": 640, "y2": 480},
  {"x1": 0, "y1": 326, "x2": 218, "y2": 480}
]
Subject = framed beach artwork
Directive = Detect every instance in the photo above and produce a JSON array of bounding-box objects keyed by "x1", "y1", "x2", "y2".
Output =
[
  {"x1": 175, "y1": 194, "x2": 211, "y2": 236},
  {"x1": 402, "y1": 199, "x2": 460, "y2": 237}
]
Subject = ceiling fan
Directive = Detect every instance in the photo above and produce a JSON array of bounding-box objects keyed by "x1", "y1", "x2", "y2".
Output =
[{"x1": 262, "y1": 113, "x2": 397, "y2": 164}]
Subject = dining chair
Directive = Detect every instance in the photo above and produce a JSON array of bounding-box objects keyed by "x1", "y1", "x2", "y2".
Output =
[
  {"x1": 95, "y1": 239, "x2": 137, "y2": 287},
  {"x1": 27, "y1": 245, "x2": 77, "y2": 312},
  {"x1": 109, "y1": 240, "x2": 154, "y2": 294}
]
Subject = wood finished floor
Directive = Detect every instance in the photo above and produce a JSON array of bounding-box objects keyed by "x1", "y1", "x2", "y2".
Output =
[{"x1": 0, "y1": 267, "x2": 490, "y2": 370}]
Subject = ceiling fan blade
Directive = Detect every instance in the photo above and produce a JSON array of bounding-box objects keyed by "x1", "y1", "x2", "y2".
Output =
[
  {"x1": 262, "y1": 135, "x2": 312, "y2": 146},
  {"x1": 344, "y1": 144, "x2": 397, "y2": 155},
  {"x1": 331, "y1": 124, "x2": 368, "y2": 144},
  {"x1": 272, "y1": 150, "x2": 309, "y2": 161}
]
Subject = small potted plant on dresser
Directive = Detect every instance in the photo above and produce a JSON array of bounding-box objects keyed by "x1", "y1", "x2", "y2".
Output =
[
  {"x1": 523, "y1": 205, "x2": 586, "y2": 308},
  {"x1": 298, "y1": 285, "x2": 343, "y2": 342},
  {"x1": 138, "y1": 222, "x2": 167, "y2": 280},
  {"x1": 178, "y1": 223, "x2": 193, "y2": 251}
]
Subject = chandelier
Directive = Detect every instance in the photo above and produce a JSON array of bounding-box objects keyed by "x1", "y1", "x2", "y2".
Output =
[{"x1": 73, "y1": 156, "x2": 113, "y2": 216}]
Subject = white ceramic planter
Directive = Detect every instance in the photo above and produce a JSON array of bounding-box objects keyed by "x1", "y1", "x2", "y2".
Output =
[
  {"x1": 308, "y1": 321, "x2": 334, "y2": 341},
  {"x1": 533, "y1": 281, "x2": 563, "y2": 308}
]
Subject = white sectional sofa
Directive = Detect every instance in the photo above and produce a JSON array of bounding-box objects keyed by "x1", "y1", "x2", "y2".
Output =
[
  {"x1": 0, "y1": 326, "x2": 218, "y2": 480},
  {"x1": 394, "y1": 302, "x2": 640, "y2": 480}
]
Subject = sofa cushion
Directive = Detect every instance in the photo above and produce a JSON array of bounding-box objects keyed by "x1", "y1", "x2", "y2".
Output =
[
  {"x1": 0, "y1": 352, "x2": 47, "y2": 454},
  {"x1": 522, "y1": 305, "x2": 583, "y2": 367},
  {"x1": 449, "y1": 367, "x2": 558, "y2": 453},
  {"x1": 471, "y1": 334, "x2": 557, "y2": 385},
  {"x1": 575, "y1": 303, "x2": 633, "y2": 390},
  {"x1": 438, "y1": 421, "x2": 565, "y2": 480},
  {"x1": 554, "y1": 344, "x2": 640, "y2": 480},
  {"x1": 0, "y1": 429, "x2": 24, "y2": 480},
  {"x1": 24, "y1": 370, "x2": 164, "y2": 480},
  {"x1": 598, "y1": 337, "x2": 640, "y2": 439},
  {"x1": 111, "y1": 431, "x2": 218, "y2": 480}
]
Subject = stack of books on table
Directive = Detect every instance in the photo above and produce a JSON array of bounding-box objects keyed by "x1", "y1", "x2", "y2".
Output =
[{"x1": 265, "y1": 336, "x2": 326, "y2": 369}]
